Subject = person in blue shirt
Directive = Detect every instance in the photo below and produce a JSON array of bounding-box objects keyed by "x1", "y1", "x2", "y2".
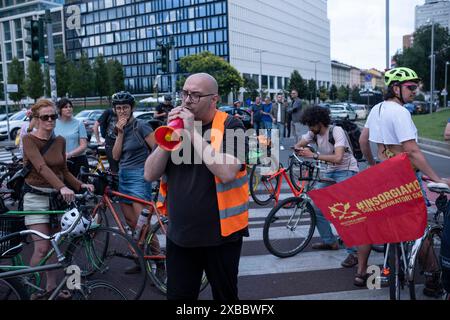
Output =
[
  {"x1": 261, "y1": 97, "x2": 273, "y2": 139},
  {"x1": 54, "y1": 98, "x2": 88, "y2": 177}
]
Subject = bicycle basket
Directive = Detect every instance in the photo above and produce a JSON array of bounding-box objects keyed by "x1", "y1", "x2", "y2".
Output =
[{"x1": 0, "y1": 214, "x2": 25, "y2": 259}]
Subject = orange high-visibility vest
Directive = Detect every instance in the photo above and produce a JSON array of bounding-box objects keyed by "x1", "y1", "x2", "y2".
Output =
[{"x1": 156, "y1": 110, "x2": 249, "y2": 237}]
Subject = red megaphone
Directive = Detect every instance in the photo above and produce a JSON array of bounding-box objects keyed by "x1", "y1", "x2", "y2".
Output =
[{"x1": 154, "y1": 118, "x2": 184, "y2": 151}]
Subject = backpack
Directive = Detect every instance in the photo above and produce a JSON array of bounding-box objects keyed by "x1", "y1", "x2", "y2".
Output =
[{"x1": 329, "y1": 119, "x2": 363, "y2": 161}]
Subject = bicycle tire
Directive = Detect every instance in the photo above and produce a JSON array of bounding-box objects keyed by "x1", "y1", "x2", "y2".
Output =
[
  {"x1": 64, "y1": 226, "x2": 147, "y2": 300},
  {"x1": 409, "y1": 226, "x2": 443, "y2": 300},
  {"x1": 388, "y1": 243, "x2": 402, "y2": 300},
  {"x1": 263, "y1": 197, "x2": 316, "y2": 258},
  {"x1": 73, "y1": 280, "x2": 127, "y2": 300},
  {"x1": 0, "y1": 277, "x2": 29, "y2": 300},
  {"x1": 144, "y1": 216, "x2": 208, "y2": 295},
  {"x1": 288, "y1": 157, "x2": 309, "y2": 192},
  {"x1": 249, "y1": 162, "x2": 280, "y2": 206}
]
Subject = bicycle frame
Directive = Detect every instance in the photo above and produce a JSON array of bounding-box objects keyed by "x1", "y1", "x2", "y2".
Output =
[
  {"x1": 266, "y1": 168, "x2": 306, "y2": 205},
  {"x1": 92, "y1": 186, "x2": 166, "y2": 261}
]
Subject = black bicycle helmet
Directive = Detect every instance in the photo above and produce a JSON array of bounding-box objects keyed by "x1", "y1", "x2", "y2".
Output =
[
  {"x1": 164, "y1": 94, "x2": 172, "y2": 102},
  {"x1": 111, "y1": 91, "x2": 135, "y2": 107}
]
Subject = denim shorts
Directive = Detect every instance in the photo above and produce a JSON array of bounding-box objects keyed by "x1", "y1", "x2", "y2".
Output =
[{"x1": 118, "y1": 168, "x2": 152, "y2": 204}]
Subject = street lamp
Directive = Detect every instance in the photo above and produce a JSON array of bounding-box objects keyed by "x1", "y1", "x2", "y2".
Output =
[
  {"x1": 428, "y1": 19, "x2": 436, "y2": 114},
  {"x1": 445, "y1": 61, "x2": 449, "y2": 108},
  {"x1": 309, "y1": 60, "x2": 320, "y2": 103},
  {"x1": 254, "y1": 49, "x2": 267, "y2": 97}
]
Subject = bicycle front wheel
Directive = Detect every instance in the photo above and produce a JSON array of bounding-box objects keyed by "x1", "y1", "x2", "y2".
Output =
[
  {"x1": 73, "y1": 280, "x2": 127, "y2": 300},
  {"x1": 0, "y1": 278, "x2": 29, "y2": 300},
  {"x1": 65, "y1": 226, "x2": 147, "y2": 300},
  {"x1": 388, "y1": 243, "x2": 404, "y2": 300},
  {"x1": 409, "y1": 227, "x2": 443, "y2": 300},
  {"x1": 263, "y1": 197, "x2": 316, "y2": 258},
  {"x1": 249, "y1": 162, "x2": 280, "y2": 206}
]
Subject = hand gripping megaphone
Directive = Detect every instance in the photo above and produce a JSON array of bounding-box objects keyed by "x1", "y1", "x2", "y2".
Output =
[{"x1": 154, "y1": 118, "x2": 184, "y2": 151}]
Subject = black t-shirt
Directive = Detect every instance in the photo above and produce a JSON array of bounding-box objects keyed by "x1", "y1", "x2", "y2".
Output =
[
  {"x1": 155, "y1": 103, "x2": 174, "y2": 122},
  {"x1": 97, "y1": 109, "x2": 117, "y2": 145},
  {"x1": 165, "y1": 116, "x2": 249, "y2": 248}
]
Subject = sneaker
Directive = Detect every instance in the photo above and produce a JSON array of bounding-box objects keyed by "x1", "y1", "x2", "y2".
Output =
[
  {"x1": 311, "y1": 242, "x2": 339, "y2": 250},
  {"x1": 341, "y1": 253, "x2": 358, "y2": 268}
]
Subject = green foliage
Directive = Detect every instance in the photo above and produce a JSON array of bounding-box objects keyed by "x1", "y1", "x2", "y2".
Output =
[
  {"x1": 319, "y1": 86, "x2": 329, "y2": 102},
  {"x1": 337, "y1": 85, "x2": 349, "y2": 102},
  {"x1": 93, "y1": 55, "x2": 109, "y2": 105},
  {"x1": 351, "y1": 86, "x2": 361, "y2": 102},
  {"x1": 288, "y1": 70, "x2": 308, "y2": 98},
  {"x1": 394, "y1": 24, "x2": 450, "y2": 91},
  {"x1": 7, "y1": 57, "x2": 26, "y2": 105},
  {"x1": 70, "y1": 52, "x2": 94, "y2": 107},
  {"x1": 179, "y1": 51, "x2": 243, "y2": 96},
  {"x1": 25, "y1": 60, "x2": 44, "y2": 100},
  {"x1": 329, "y1": 84, "x2": 338, "y2": 101},
  {"x1": 106, "y1": 59, "x2": 125, "y2": 97},
  {"x1": 307, "y1": 79, "x2": 316, "y2": 102},
  {"x1": 55, "y1": 49, "x2": 71, "y2": 97}
]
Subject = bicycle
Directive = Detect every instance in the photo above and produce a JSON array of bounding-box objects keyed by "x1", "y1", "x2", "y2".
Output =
[
  {"x1": 262, "y1": 156, "x2": 336, "y2": 257},
  {"x1": 381, "y1": 181, "x2": 449, "y2": 300},
  {"x1": 85, "y1": 144, "x2": 109, "y2": 173},
  {"x1": 0, "y1": 192, "x2": 128, "y2": 300},
  {"x1": 249, "y1": 151, "x2": 317, "y2": 206},
  {"x1": 78, "y1": 169, "x2": 208, "y2": 295}
]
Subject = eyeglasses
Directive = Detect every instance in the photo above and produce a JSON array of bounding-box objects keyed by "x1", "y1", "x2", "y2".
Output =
[
  {"x1": 115, "y1": 105, "x2": 131, "y2": 112},
  {"x1": 404, "y1": 84, "x2": 418, "y2": 92},
  {"x1": 180, "y1": 90, "x2": 215, "y2": 103},
  {"x1": 38, "y1": 114, "x2": 58, "y2": 121}
]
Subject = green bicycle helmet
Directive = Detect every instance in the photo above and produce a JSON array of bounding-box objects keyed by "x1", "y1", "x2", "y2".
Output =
[{"x1": 384, "y1": 67, "x2": 421, "y2": 87}]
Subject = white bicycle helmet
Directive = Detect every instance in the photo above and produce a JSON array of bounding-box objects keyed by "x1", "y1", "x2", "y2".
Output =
[{"x1": 60, "y1": 208, "x2": 91, "y2": 237}]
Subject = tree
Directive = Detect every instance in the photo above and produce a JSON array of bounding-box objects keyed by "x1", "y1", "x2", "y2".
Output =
[
  {"x1": 93, "y1": 54, "x2": 109, "y2": 106},
  {"x1": 44, "y1": 65, "x2": 51, "y2": 98},
  {"x1": 394, "y1": 24, "x2": 450, "y2": 92},
  {"x1": 106, "y1": 59, "x2": 125, "y2": 98},
  {"x1": 329, "y1": 84, "x2": 338, "y2": 101},
  {"x1": 337, "y1": 85, "x2": 349, "y2": 102},
  {"x1": 55, "y1": 49, "x2": 71, "y2": 97},
  {"x1": 307, "y1": 79, "x2": 316, "y2": 103},
  {"x1": 243, "y1": 77, "x2": 259, "y2": 101},
  {"x1": 7, "y1": 57, "x2": 26, "y2": 106},
  {"x1": 70, "y1": 52, "x2": 94, "y2": 108},
  {"x1": 319, "y1": 86, "x2": 328, "y2": 102},
  {"x1": 25, "y1": 60, "x2": 44, "y2": 101},
  {"x1": 351, "y1": 86, "x2": 360, "y2": 102},
  {"x1": 179, "y1": 51, "x2": 243, "y2": 97},
  {"x1": 288, "y1": 70, "x2": 308, "y2": 98}
]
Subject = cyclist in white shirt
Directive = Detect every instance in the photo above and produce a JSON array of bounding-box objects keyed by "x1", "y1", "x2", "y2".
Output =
[{"x1": 359, "y1": 67, "x2": 449, "y2": 294}]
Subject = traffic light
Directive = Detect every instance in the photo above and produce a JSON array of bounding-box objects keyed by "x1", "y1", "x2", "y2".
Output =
[{"x1": 24, "y1": 19, "x2": 44, "y2": 62}]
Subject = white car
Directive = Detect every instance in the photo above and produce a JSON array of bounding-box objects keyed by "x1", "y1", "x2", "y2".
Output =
[
  {"x1": 89, "y1": 110, "x2": 160, "y2": 144},
  {"x1": 0, "y1": 110, "x2": 30, "y2": 140},
  {"x1": 329, "y1": 104, "x2": 357, "y2": 121},
  {"x1": 352, "y1": 104, "x2": 369, "y2": 120}
]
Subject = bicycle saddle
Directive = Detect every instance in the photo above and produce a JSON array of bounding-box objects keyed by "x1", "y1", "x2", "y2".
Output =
[
  {"x1": 427, "y1": 182, "x2": 450, "y2": 194},
  {"x1": 4, "y1": 146, "x2": 16, "y2": 151}
]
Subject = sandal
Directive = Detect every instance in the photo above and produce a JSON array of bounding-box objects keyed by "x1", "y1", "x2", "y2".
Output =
[
  {"x1": 30, "y1": 288, "x2": 72, "y2": 300},
  {"x1": 353, "y1": 273, "x2": 369, "y2": 287}
]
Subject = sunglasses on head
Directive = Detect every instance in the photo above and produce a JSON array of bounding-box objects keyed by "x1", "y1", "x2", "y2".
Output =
[{"x1": 38, "y1": 114, "x2": 58, "y2": 121}]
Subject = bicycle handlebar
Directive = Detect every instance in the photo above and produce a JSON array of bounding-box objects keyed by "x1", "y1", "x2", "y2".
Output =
[{"x1": 427, "y1": 182, "x2": 450, "y2": 194}]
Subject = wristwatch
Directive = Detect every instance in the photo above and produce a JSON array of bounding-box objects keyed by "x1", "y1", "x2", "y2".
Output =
[{"x1": 313, "y1": 153, "x2": 319, "y2": 160}]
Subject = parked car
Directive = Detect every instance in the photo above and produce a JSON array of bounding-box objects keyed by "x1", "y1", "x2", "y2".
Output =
[
  {"x1": 218, "y1": 106, "x2": 252, "y2": 130},
  {"x1": 0, "y1": 113, "x2": 13, "y2": 122},
  {"x1": 352, "y1": 104, "x2": 369, "y2": 120},
  {"x1": 0, "y1": 110, "x2": 30, "y2": 140},
  {"x1": 329, "y1": 104, "x2": 357, "y2": 121},
  {"x1": 413, "y1": 101, "x2": 438, "y2": 114},
  {"x1": 75, "y1": 109, "x2": 104, "y2": 140}
]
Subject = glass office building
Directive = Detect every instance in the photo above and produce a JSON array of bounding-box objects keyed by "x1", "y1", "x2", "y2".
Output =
[
  {"x1": 64, "y1": 0, "x2": 229, "y2": 93},
  {"x1": 0, "y1": 1, "x2": 64, "y2": 99}
]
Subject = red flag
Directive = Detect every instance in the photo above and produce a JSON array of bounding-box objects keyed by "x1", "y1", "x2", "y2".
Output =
[{"x1": 308, "y1": 153, "x2": 427, "y2": 247}]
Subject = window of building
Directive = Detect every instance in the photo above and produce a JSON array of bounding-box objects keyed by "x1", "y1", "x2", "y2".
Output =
[
  {"x1": 277, "y1": 77, "x2": 283, "y2": 90},
  {"x1": 3, "y1": 21, "x2": 11, "y2": 41},
  {"x1": 14, "y1": 19, "x2": 21, "y2": 39},
  {"x1": 5, "y1": 42, "x2": 12, "y2": 61},
  {"x1": 16, "y1": 41, "x2": 23, "y2": 59},
  {"x1": 262, "y1": 75, "x2": 268, "y2": 89},
  {"x1": 269, "y1": 76, "x2": 275, "y2": 89}
]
